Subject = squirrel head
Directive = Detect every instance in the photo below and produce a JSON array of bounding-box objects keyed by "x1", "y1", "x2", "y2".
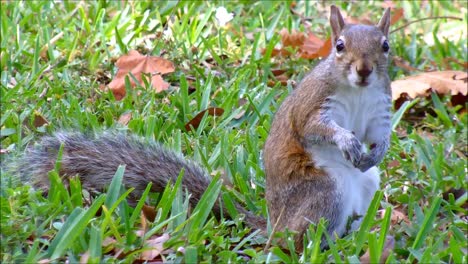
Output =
[{"x1": 329, "y1": 6, "x2": 391, "y2": 89}]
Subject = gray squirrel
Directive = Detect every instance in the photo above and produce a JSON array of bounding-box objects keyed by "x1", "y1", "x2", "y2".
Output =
[{"x1": 10, "y1": 5, "x2": 391, "y2": 250}]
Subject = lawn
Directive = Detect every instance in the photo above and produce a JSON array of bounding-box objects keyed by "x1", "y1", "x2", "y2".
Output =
[{"x1": 1, "y1": 1, "x2": 466, "y2": 263}]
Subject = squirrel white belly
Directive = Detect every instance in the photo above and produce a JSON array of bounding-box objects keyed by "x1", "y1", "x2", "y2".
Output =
[{"x1": 306, "y1": 84, "x2": 391, "y2": 236}]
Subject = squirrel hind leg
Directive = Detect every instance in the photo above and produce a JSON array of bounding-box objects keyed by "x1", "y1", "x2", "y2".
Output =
[{"x1": 268, "y1": 178, "x2": 341, "y2": 250}]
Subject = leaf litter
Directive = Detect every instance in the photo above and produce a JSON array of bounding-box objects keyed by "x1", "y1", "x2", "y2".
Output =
[{"x1": 106, "y1": 50, "x2": 175, "y2": 100}]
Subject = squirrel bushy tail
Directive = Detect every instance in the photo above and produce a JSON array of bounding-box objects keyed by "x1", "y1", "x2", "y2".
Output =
[{"x1": 11, "y1": 132, "x2": 265, "y2": 230}]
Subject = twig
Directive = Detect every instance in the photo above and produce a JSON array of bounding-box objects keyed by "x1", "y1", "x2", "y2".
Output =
[
  {"x1": 289, "y1": 5, "x2": 313, "y2": 30},
  {"x1": 390, "y1": 16, "x2": 462, "y2": 34},
  {"x1": 263, "y1": 205, "x2": 285, "y2": 253}
]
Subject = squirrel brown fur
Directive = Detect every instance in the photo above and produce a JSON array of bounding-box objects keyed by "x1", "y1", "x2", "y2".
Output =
[{"x1": 9, "y1": 5, "x2": 392, "y2": 250}]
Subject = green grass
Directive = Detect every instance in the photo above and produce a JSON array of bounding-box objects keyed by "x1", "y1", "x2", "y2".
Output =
[{"x1": 1, "y1": 1, "x2": 467, "y2": 263}]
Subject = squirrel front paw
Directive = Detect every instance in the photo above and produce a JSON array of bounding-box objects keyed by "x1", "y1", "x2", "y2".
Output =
[
  {"x1": 357, "y1": 154, "x2": 375, "y2": 172},
  {"x1": 357, "y1": 141, "x2": 389, "y2": 172},
  {"x1": 335, "y1": 132, "x2": 362, "y2": 166}
]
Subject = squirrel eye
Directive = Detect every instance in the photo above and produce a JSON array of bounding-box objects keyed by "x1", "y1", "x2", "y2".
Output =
[
  {"x1": 382, "y1": 40, "x2": 390, "y2": 52},
  {"x1": 336, "y1": 39, "x2": 345, "y2": 52}
]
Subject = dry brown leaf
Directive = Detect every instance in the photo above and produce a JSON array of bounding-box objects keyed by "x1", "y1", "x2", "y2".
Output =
[
  {"x1": 268, "y1": 73, "x2": 290, "y2": 87},
  {"x1": 185, "y1": 107, "x2": 224, "y2": 131},
  {"x1": 301, "y1": 37, "x2": 331, "y2": 59},
  {"x1": 271, "y1": 69, "x2": 287, "y2": 76},
  {"x1": 117, "y1": 111, "x2": 132, "y2": 126},
  {"x1": 79, "y1": 250, "x2": 90, "y2": 264},
  {"x1": 390, "y1": 8, "x2": 404, "y2": 25},
  {"x1": 360, "y1": 235, "x2": 395, "y2": 264},
  {"x1": 23, "y1": 112, "x2": 49, "y2": 129},
  {"x1": 106, "y1": 50, "x2": 175, "y2": 100},
  {"x1": 142, "y1": 204, "x2": 156, "y2": 222},
  {"x1": 280, "y1": 28, "x2": 305, "y2": 48},
  {"x1": 391, "y1": 70, "x2": 468, "y2": 100},
  {"x1": 264, "y1": 29, "x2": 330, "y2": 59},
  {"x1": 266, "y1": 29, "x2": 304, "y2": 57},
  {"x1": 33, "y1": 113, "x2": 49, "y2": 128},
  {"x1": 140, "y1": 233, "x2": 170, "y2": 260},
  {"x1": 380, "y1": 208, "x2": 410, "y2": 225},
  {"x1": 387, "y1": 159, "x2": 400, "y2": 169}
]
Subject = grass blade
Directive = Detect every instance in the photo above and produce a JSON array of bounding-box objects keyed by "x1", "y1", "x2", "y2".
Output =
[
  {"x1": 411, "y1": 196, "x2": 442, "y2": 250},
  {"x1": 104, "y1": 165, "x2": 125, "y2": 209},
  {"x1": 48, "y1": 195, "x2": 106, "y2": 259},
  {"x1": 391, "y1": 99, "x2": 419, "y2": 130},
  {"x1": 88, "y1": 225, "x2": 102, "y2": 262},
  {"x1": 354, "y1": 190, "x2": 383, "y2": 255},
  {"x1": 187, "y1": 174, "x2": 221, "y2": 243}
]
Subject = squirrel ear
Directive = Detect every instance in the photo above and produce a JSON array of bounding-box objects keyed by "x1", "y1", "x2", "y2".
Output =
[
  {"x1": 329, "y1": 5, "x2": 346, "y2": 43},
  {"x1": 377, "y1": 8, "x2": 391, "y2": 36}
]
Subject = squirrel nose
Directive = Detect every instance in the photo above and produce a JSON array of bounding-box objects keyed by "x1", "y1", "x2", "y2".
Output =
[{"x1": 356, "y1": 65, "x2": 373, "y2": 78}]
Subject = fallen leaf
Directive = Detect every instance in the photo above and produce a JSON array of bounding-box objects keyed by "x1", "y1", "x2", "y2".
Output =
[
  {"x1": 117, "y1": 111, "x2": 132, "y2": 126},
  {"x1": 387, "y1": 159, "x2": 400, "y2": 169},
  {"x1": 106, "y1": 50, "x2": 175, "y2": 100},
  {"x1": 33, "y1": 113, "x2": 49, "y2": 128},
  {"x1": 268, "y1": 73, "x2": 290, "y2": 87},
  {"x1": 271, "y1": 69, "x2": 287, "y2": 76},
  {"x1": 23, "y1": 112, "x2": 49, "y2": 129},
  {"x1": 301, "y1": 36, "x2": 331, "y2": 59},
  {"x1": 380, "y1": 208, "x2": 410, "y2": 225},
  {"x1": 280, "y1": 28, "x2": 305, "y2": 48},
  {"x1": 79, "y1": 250, "x2": 90, "y2": 264},
  {"x1": 185, "y1": 107, "x2": 224, "y2": 131},
  {"x1": 360, "y1": 235, "x2": 395, "y2": 264},
  {"x1": 142, "y1": 204, "x2": 156, "y2": 222},
  {"x1": 265, "y1": 29, "x2": 304, "y2": 57},
  {"x1": 390, "y1": 8, "x2": 404, "y2": 25},
  {"x1": 140, "y1": 233, "x2": 170, "y2": 260},
  {"x1": 391, "y1": 70, "x2": 467, "y2": 100},
  {"x1": 264, "y1": 29, "x2": 331, "y2": 59}
]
